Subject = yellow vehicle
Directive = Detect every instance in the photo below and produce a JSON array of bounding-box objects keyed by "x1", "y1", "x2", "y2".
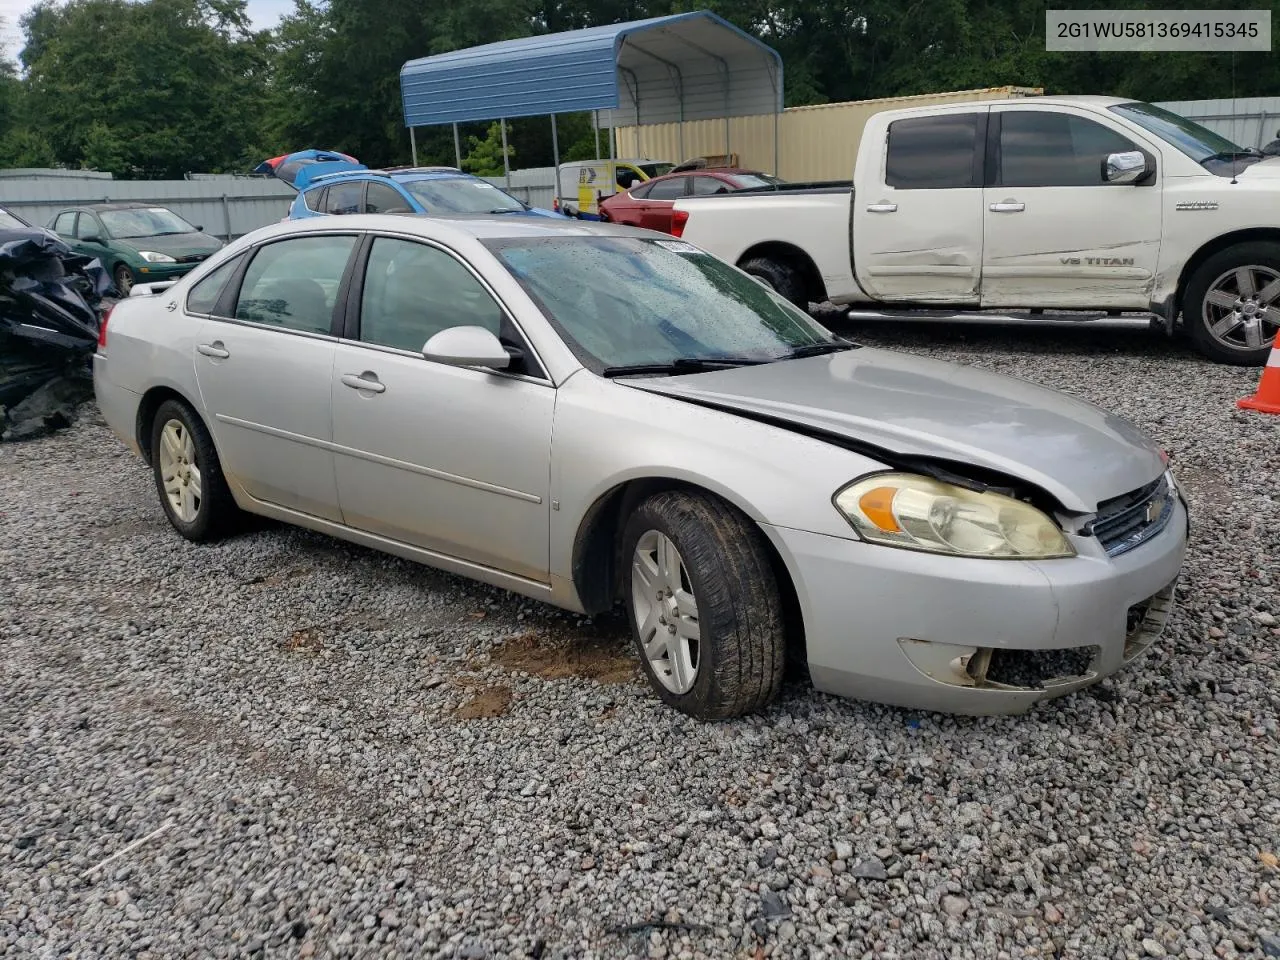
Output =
[{"x1": 555, "y1": 159, "x2": 674, "y2": 219}]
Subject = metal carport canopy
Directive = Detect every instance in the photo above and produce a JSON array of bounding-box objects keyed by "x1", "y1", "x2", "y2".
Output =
[{"x1": 398, "y1": 12, "x2": 783, "y2": 131}]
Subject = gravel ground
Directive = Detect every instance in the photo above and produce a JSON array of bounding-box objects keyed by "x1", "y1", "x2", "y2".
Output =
[{"x1": 2, "y1": 320, "x2": 1279, "y2": 960}]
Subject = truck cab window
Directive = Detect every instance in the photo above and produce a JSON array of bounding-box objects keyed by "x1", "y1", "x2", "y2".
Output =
[
  {"x1": 885, "y1": 114, "x2": 982, "y2": 189},
  {"x1": 999, "y1": 112, "x2": 1139, "y2": 187}
]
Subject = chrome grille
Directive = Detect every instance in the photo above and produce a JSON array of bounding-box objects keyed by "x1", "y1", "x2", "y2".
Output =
[{"x1": 1092, "y1": 474, "x2": 1174, "y2": 557}]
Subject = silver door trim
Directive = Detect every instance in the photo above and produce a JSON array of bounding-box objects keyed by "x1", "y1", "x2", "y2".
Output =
[
  {"x1": 214, "y1": 414, "x2": 543, "y2": 504},
  {"x1": 240, "y1": 493, "x2": 554, "y2": 593}
]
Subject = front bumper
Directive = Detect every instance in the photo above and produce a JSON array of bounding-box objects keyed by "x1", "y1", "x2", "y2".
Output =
[
  {"x1": 132, "y1": 261, "x2": 199, "y2": 281},
  {"x1": 764, "y1": 497, "x2": 1188, "y2": 715}
]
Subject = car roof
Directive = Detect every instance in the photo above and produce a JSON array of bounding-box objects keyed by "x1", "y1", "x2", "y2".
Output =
[
  {"x1": 304, "y1": 169, "x2": 475, "y2": 190},
  {"x1": 244, "y1": 212, "x2": 657, "y2": 245},
  {"x1": 654, "y1": 168, "x2": 766, "y2": 180},
  {"x1": 72, "y1": 202, "x2": 166, "y2": 212}
]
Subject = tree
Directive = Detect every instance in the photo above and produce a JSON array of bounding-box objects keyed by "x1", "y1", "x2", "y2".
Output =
[
  {"x1": 17, "y1": 0, "x2": 270, "y2": 177},
  {"x1": 461, "y1": 122, "x2": 515, "y2": 176}
]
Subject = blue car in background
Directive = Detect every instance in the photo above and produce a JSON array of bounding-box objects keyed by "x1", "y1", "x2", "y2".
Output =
[{"x1": 287, "y1": 167, "x2": 564, "y2": 221}]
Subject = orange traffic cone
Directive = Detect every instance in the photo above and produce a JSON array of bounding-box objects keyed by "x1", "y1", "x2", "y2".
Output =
[{"x1": 1238, "y1": 341, "x2": 1280, "y2": 414}]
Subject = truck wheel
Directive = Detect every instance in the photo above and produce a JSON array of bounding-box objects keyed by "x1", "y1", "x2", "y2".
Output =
[
  {"x1": 622, "y1": 490, "x2": 786, "y2": 720},
  {"x1": 1184, "y1": 242, "x2": 1280, "y2": 365},
  {"x1": 741, "y1": 257, "x2": 808, "y2": 310}
]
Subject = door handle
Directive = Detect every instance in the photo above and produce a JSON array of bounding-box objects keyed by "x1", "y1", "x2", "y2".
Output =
[
  {"x1": 866, "y1": 202, "x2": 898, "y2": 213},
  {"x1": 341, "y1": 372, "x2": 386, "y2": 394},
  {"x1": 197, "y1": 342, "x2": 229, "y2": 359},
  {"x1": 989, "y1": 200, "x2": 1025, "y2": 213}
]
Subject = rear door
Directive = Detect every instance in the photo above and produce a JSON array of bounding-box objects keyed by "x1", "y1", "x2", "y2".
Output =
[
  {"x1": 191, "y1": 233, "x2": 359, "y2": 520},
  {"x1": 981, "y1": 106, "x2": 1163, "y2": 308},
  {"x1": 637, "y1": 177, "x2": 689, "y2": 232},
  {"x1": 852, "y1": 109, "x2": 988, "y2": 304}
]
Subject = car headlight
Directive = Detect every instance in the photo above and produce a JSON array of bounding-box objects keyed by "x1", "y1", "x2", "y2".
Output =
[
  {"x1": 833, "y1": 473, "x2": 1075, "y2": 559},
  {"x1": 138, "y1": 251, "x2": 176, "y2": 263}
]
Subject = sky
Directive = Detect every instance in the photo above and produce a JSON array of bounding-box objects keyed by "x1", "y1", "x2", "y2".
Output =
[{"x1": 0, "y1": 0, "x2": 293, "y2": 63}]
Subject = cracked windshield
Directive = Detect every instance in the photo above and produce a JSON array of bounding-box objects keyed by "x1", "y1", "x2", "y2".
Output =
[{"x1": 487, "y1": 237, "x2": 838, "y2": 370}]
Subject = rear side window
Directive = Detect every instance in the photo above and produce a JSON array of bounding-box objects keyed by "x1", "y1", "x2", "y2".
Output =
[
  {"x1": 304, "y1": 187, "x2": 328, "y2": 212},
  {"x1": 999, "y1": 111, "x2": 1140, "y2": 187},
  {"x1": 885, "y1": 114, "x2": 983, "y2": 189},
  {"x1": 185, "y1": 254, "x2": 244, "y2": 315},
  {"x1": 324, "y1": 182, "x2": 363, "y2": 215},
  {"x1": 646, "y1": 178, "x2": 689, "y2": 201},
  {"x1": 234, "y1": 235, "x2": 357, "y2": 334}
]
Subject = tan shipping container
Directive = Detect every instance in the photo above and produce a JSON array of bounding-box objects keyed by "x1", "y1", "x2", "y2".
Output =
[{"x1": 615, "y1": 86, "x2": 1042, "y2": 182}]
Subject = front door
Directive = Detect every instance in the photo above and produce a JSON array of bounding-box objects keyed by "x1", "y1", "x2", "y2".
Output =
[
  {"x1": 981, "y1": 106, "x2": 1163, "y2": 309},
  {"x1": 192, "y1": 233, "x2": 359, "y2": 521},
  {"x1": 852, "y1": 109, "x2": 988, "y2": 304},
  {"x1": 330, "y1": 234, "x2": 554, "y2": 581}
]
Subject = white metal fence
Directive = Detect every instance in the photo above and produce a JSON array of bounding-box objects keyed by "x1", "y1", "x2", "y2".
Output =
[
  {"x1": 1154, "y1": 97, "x2": 1280, "y2": 150},
  {"x1": 0, "y1": 170, "x2": 560, "y2": 240}
]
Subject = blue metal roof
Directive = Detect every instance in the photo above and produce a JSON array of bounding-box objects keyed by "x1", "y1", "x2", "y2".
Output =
[{"x1": 400, "y1": 11, "x2": 782, "y2": 128}]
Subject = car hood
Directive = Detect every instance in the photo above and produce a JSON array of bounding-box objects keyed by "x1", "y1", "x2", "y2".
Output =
[
  {"x1": 116, "y1": 232, "x2": 224, "y2": 258},
  {"x1": 626, "y1": 348, "x2": 1165, "y2": 512},
  {"x1": 1235, "y1": 157, "x2": 1280, "y2": 179}
]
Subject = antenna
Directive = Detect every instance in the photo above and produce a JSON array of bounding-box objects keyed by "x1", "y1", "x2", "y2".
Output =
[{"x1": 1230, "y1": 50, "x2": 1239, "y2": 185}]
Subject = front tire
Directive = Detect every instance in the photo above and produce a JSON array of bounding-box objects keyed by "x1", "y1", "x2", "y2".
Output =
[
  {"x1": 622, "y1": 491, "x2": 786, "y2": 719},
  {"x1": 150, "y1": 398, "x2": 240, "y2": 542},
  {"x1": 740, "y1": 257, "x2": 807, "y2": 310},
  {"x1": 1184, "y1": 242, "x2": 1280, "y2": 366},
  {"x1": 113, "y1": 263, "x2": 135, "y2": 297}
]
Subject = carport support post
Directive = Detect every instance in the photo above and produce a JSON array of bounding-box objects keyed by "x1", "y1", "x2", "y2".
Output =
[
  {"x1": 500, "y1": 118, "x2": 511, "y2": 187},
  {"x1": 410, "y1": 126, "x2": 418, "y2": 166},
  {"x1": 550, "y1": 113, "x2": 561, "y2": 210},
  {"x1": 453, "y1": 123, "x2": 462, "y2": 169},
  {"x1": 593, "y1": 111, "x2": 600, "y2": 160}
]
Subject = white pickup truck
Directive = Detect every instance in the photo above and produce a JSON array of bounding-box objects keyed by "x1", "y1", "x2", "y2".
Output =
[{"x1": 673, "y1": 95, "x2": 1280, "y2": 366}]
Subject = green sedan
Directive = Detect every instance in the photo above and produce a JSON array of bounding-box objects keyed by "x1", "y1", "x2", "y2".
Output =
[{"x1": 47, "y1": 202, "x2": 224, "y2": 295}]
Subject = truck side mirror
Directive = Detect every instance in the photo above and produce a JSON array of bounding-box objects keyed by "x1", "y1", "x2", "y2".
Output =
[{"x1": 1105, "y1": 151, "x2": 1149, "y2": 184}]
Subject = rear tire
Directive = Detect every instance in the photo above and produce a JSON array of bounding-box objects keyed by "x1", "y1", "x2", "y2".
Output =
[
  {"x1": 621, "y1": 491, "x2": 786, "y2": 720},
  {"x1": 150, "y1": 398, "x2": 240, "y2": 542},
  {"x1": 740, "y1": 257, "x2": 807, "y2": 310},
  {"x1": 1183, "y1": 242, "x2": 1280, "y2": 366}
]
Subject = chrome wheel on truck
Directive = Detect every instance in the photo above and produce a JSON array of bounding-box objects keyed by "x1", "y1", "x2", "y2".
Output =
[{"x1": 1185, "y1": 242, "x2": 1280, "y2": 366}]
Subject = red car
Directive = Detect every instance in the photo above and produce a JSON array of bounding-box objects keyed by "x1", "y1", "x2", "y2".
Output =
[{"x1": 599, "y1": 169, "x2": 783, "y2": 233}]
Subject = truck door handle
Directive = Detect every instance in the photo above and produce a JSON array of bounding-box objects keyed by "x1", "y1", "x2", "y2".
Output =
[
  {"x1": 989, "y1": 200, "x2": 1025, "y2": 213},
  {"x1": 866, "y1": 203, "x2": 898, "y2": 213},
  {"x1": 197, "y1": 342, "x2": 229, "y2": 359},
  {"x1": 341, "y1": 372, "x2": 386, "y2": 394}
]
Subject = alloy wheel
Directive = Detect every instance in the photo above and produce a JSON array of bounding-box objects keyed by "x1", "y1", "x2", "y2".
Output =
[
  {"x1": 1202, "y1": 265, "x2": 1280, "y2": 351},
  {"x1": 158, "y1": 418, "x2": 202, "y2": 523},
  {"x1": 630, "y1": 530, "x2": 701, "y2": 694}
]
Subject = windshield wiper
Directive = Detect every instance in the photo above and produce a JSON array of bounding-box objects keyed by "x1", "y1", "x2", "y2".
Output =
[
  {"x1": 486, "y1": 208, "x2": 528, "y2": 215},
  {"x1": 782, "y1": 339, "x2": 860, "y2": 359},
  {"x1": 601, "y1": 357, "x2": 767, "y2": 377}
]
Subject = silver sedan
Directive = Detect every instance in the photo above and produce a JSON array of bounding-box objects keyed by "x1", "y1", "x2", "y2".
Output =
[{"x1": 92, "y1": 215, "x2": 1189, "y2": 719}]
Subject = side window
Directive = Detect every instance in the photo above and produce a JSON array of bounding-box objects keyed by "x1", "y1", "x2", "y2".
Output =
[
  {"x1": 74, "y1": 215, "x2": 98, "y2": 238},
  {"x1": 999, "y1": 111, "x2": 1141, "y2": 187},
  {"x1": 359, "y1": 236, "x2": 504, "y2": 353},
  {"x1": 304, "y1": 187, "x2": 328, "y2": 212},
  {"x1": 628, "y1": 181, "x2": 653, "y2": 199},
  {"x1": 234, "y1": 235, "x2": 356, "y2": 334},
  {"x1": 646, "y1": 178, "x2": 689, "y2": 201},
  {"x1": 364, "y1": 183, "x2": 411, "y2": 214},
  {"x1": 691, "y1": 176, "x2": 729, "y2": 196},
  {"x1": 53, "y1": 212, "x2": 77, "y2": 235},
  {"x1": 324, "y1": 182, "x2": 363, "y2": 215},
  {"x1": 185, "y1": 254, "x2": 245, "y2": 316},
  {"x1": 885, "y1": 113, "x2": 982, "y2": 189}
]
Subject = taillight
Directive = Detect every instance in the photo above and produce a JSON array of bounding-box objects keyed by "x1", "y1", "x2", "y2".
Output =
[
  {"x1": 670, "y1": 209, "x2": 689, "y2": 238},
  {"x1": 97, "y1": 304, "x2": 113, "y2": 349}
]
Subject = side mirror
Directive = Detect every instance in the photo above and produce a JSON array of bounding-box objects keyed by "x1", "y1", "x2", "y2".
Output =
[
  {"x1": 1104, "y1": 150, "x2": 1148, "y2": 184},
  {"x1": 81, "y1": 234, "x2": 103, "y2": 244},
  {"x1": 422, "y1": 325, "x2": 510, "y2": 369},
  {"x1": 195, "y1": 224, "x2": 204, "y2": 232}
]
